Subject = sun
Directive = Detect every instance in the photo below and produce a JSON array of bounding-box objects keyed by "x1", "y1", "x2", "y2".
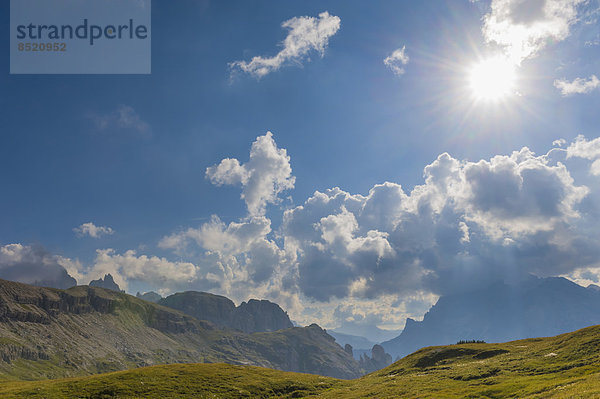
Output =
[{"x1": 468, "y1": 56, "x2": 517, "y2": 102}]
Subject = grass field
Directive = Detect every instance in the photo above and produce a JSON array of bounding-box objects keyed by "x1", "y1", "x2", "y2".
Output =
[{"x1": 3, "y1": 324, "x2": 600, "y2": 398}]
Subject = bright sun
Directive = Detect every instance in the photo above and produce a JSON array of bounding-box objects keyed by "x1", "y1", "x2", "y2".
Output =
[{"x1": 468, "y1": 56, "x2": 516, "y2": 102}]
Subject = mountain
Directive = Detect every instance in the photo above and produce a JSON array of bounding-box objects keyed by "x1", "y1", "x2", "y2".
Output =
[
  {"x1": 381, "y1": 276, "x2": 600, "y2": 359},
  {"x1": 6, "y1": 324, "x2": 600, "y2": 398},
  {"x1": 89, "y1": 274, "x2": 122, "y2": 292},
  {"x1": 0, "y1": 279, "x2": 360, "y2": 380},
  {"x1": 230, "y1": 299, "x2": 294, "y2": 333},
  {"x1": 330, "y1": 325, "x2": 399, "y2": 344},
  {"x1": 136, "y1": 291, "x2": 162, "y2": 303},
  {"x1": 329, "y1": 331, "x2": 376, "y2": 352},
  {"x1": 159, "y1": 292, "x2": 293, "y2": 333},
  {"x1": 158, "y1": 291, "x2": 235, "y2": 328}
]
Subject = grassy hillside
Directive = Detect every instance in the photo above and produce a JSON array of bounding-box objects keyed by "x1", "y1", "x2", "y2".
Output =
[
  {"x1": 0, "y1": 279, "x2": 360, "y2": 380},
  {"x1": 0, "y1": 363, "x2": 342, "y2": 398},
  {"x1": 323, "y1": 323, "x2": 600, "y2": 398},
  {"x1": 4, "y1": 324, "x2": 600, "y2": 398}
]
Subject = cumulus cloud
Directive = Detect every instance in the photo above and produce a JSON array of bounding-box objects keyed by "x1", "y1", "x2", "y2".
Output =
[
  {"x1": 566, "y1": 135, "x2": 600, "y2": 175},
  {"x1": 229, "y1": 11, "x2": 340, "y2": 78},
  {"x1": 90, "y1": 105, "x2": 150, "y2": 136},
  {"x1": 482, "y1": 0, "x2": 585, "y2": 64},
  {"x1": 554, "y1": 75, "x2": 600, "y2": 96},
  {"x1": 74, "y1": 222, "x2": 115, "y2": 238},
  {"x1": 19, "y1": 133, "x2": 600, "y2": 341},
  {"x1": 87, "y1": 249, "x2": 200, "y2": 292},
  {"x1": 282, "y1": 138, "x2": 595, "y2": 303},
  {"x1": 156, "y1": 133, "x2": 600, "y2": 337},
  {"x1": 383, "y1": 46, "x2": 409, "y2": 76},
  {"x1": 206, "y1": 132, "x2": 295, "y2": 216},
  {"x1": 0, "y1": 244, "x2": 77, "y2": 289}
]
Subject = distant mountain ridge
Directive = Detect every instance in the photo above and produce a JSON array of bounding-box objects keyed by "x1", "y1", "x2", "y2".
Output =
[
  {"x1": 0, "y1": 278, "x2": 360, "y2": 380},
  {"x1": 158, "y1": 291, "x2": 293, "y2": 333},
  {"x1": 136, "y1": 291, "x2": 162, "y2": 303},
  {"x1": 329, "y1": 331, "x2": 376, "y2": 352},
  {"x1": 381, "y1": 276, "x2": 600, "y2": 359}
]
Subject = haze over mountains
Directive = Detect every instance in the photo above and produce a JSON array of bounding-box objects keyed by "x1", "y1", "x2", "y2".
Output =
[
  {"x1": 4, "y1": 266, "x2": 600, "y2": 380},
  {"x1": 381, "y1": 276, "x2": 600, "y2": 359}
]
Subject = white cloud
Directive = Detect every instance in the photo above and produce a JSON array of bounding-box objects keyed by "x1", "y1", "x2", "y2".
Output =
[
  {"x1": 383, "y1": 46, "x2": 409, "y2": 76},
  {"x1": 554, "y1": 75, "x2": 600, "y2": 96},
  {"x1": 566, "y1": 135, "x2": 600, "y2": 175},
  {"x1": 482, "y1": 0, "x2": 585, "y2": 64},
  {"x1": 566, "y1": 135, "x2": 600, "y2": 160},
  {"x1": 84, "y1": 249, "x2": 199, "y2": 292},
  {"x1": 206, "y1": 132, "x2": 295, "y2": 216},
  {"x1": 0, "y1": 243, "x2": 77, "y2": 288},
  {"x1": 229, "y1": 11, "x2": 340, "y2": 78},
  {"x1": 74, "y1": 222, "x2": 115, "y2": 238},
  {"x1": 553, "y1": 138, "x2": 567, "y2": 147},
  {"x1": 90, "y1": 105, "x2": 150, "y2": 136}
]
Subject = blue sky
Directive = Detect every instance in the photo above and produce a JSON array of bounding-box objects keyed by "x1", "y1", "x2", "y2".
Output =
[{"x1": 2, "y1": 0, "x2": 600, "y2": 341}]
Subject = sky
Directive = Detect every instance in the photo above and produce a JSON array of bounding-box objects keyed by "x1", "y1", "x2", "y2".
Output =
[{"x1": 2, "y1": 0, "x2": 600, "y2": 342}]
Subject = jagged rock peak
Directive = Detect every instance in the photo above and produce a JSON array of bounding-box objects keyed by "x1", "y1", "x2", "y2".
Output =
[{"x1": 89, "y1": 274, "x2": 122, "y2": 292}]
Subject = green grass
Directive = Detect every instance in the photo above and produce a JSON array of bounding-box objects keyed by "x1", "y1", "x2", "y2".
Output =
[
  {"x1": 4, "y1": 325, "x2": 600, "y2": 398},
  {"x1": 0, "y1": 363, "x2": 341, "y2": 398}
]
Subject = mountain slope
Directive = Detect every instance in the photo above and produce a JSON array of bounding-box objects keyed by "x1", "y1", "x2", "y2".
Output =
[
  {"x1": 382, "y1": 276, "x2": 600, "y2": 359},
  {"x1": 5, "y1": 324, "x2": 600, "y2": 398},
  {"x1": 0, "y1": 279, "x2": 360, "y2": 380}
]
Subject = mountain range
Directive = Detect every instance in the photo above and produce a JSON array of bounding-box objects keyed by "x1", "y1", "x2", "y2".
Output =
[
  {"x1": 381, "y1": 276, "x2": 600, "y2": 359},
  {"x1": 4, "y1": 274, "x2": 600, "y2": 384},
  {"x1": 0, "y1": 278, "x2": 360, "y2": 380}
]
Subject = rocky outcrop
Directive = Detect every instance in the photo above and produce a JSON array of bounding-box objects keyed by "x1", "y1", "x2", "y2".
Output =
[
  {"x1": 159, "y1": 291, "x2": 236, "y2": 328},
  {"x1": 344, "y1": 344, "x2": 353, "y2": 357},
  {"x1": 359, "y1": 344, "x2": 393, "y2": 373},
  {"x1": 89, "y1": 274, "x2": 122, "y2": 292},
  {"x1": 0, "y1": 280, "x2": 116, "y2": 324},
  {"x1": 0, "y1": 343, "x2": 50, "y2": 363},
  {"x1": 230, "y1": 299, "x2": 294, "y2": 333},
  {"x1": 159, "y1": 292, "x2": 293, "y2": 333}
]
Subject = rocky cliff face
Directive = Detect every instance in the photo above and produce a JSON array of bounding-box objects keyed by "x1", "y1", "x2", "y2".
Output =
[
  {"x1": 231, "y1": 299, "x2": 294, "y2": 333},
  {"x1": 0, "y1": 279, "x2": 361, "y2": 380},
  {"x1": 0, "y1": 280, "x2": 115, "y2": 323},
  {"x1": 159, "y1": 291, "x2": 236, "y2": 328},
  {"x1": 159, "y1": 292, "x2": 294, "y2": 333}
]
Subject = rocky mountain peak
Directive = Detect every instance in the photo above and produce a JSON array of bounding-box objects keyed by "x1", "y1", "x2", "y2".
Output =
[{"x1": 89, "y1": 274, "x2": 122, "y2": 292}]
